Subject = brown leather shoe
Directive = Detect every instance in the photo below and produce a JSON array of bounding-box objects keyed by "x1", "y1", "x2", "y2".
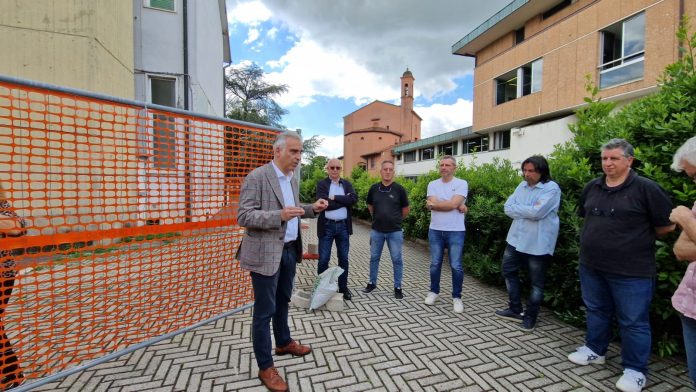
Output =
[
  {"x1": 275, "y1": 340, "x2": 311, "y2": 356},
  {"x1": 258, "y1": 367, "x2": 288, "y2": 392}
]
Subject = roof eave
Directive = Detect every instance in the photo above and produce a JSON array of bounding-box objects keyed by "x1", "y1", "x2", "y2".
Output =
[{"x1": 451, "y1": 0, "x2": 566, "y2": 56}]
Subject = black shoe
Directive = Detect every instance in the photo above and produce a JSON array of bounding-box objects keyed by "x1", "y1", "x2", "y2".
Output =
[
  {"x1": 521, "y1": 315, "x2": 536, "y2": 332},
  {"x1": 362, "y1": 283, "x2": 376, "y2": 293},
  {"x1": 339, "y1": 287, "x2": 352, "y2": 300},
  {"x1": 394, "y1": 288, "x2": 403, "y2": 299},
  {"x1": 494, "y1": 308, "x2": 523, "y2": 322}
]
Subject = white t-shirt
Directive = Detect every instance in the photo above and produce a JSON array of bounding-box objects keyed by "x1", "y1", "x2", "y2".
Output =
[{"x1": 427, "y1": 177, "x2": 468, "y2": 231}]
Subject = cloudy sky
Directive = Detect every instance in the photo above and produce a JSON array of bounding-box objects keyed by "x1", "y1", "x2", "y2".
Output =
[{"x1": 225, "y1": 0, "x2": 511, "y2": 158}]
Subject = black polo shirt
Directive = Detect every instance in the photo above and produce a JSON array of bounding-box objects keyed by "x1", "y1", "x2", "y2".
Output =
[
  {"x1": 366, "y1": 182, "x2": 409, "y2": 233},
  {"x1": 578, "y1": 170, "x2": 673, "y2": 278}
]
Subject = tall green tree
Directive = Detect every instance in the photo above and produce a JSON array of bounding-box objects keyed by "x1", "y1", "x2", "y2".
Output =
[
  {"x1": 225, "y1": 64, "x2": 289, "y2": 128},
  {"x1": 302, "y1": 135, "x2": 324, "y2": 162}
]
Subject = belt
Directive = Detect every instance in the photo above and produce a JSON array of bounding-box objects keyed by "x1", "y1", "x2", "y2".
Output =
[
  {"x1": 283, "y1": 240, "x2": 297, "y2": 249},
  {"x1": 326, "y1": 219, "x2": 346, "y2": 223}
]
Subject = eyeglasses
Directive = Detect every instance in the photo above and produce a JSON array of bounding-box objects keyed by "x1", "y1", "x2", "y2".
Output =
[
  {"x1": 378, "y1": 185, "x2": 391, "y2": 193},
  {"x1": 329, "y1": 166, "x2": 341, "y2": 170}
]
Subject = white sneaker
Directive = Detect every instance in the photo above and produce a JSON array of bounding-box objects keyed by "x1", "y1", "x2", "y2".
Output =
[
  {"x1": 567, "y1": 345, "x2": 606, "y2": 365},
  {"x1": 616, "y1": 369, "x2": 646, "y2": 392},
  {"x1": 453, "y1": 298, "x2": 464, "y2": 313},
  {"x1": 424, "y1": 292, "x2": 439, "y2": 305}
]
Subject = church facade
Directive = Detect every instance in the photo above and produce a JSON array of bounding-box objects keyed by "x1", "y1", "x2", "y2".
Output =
[{"x1": 342, "y1": 70, "x2": 422, "y2": 176}]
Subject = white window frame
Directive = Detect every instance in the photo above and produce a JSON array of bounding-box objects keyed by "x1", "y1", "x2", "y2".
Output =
[
  {"x1": 496, "y1": 58, "x2": 543, "y2": 105},
  {"x1": 144, "y1": 0, "x2": 176, "y2": 12},
  {"x1": 598, "y1": 12, "x2": 645, "y2": 89}
]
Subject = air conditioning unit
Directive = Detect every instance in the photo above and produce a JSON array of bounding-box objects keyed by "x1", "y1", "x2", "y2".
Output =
[{"x1": 511, "y1": 127, "x2": 523, "y2": 136}]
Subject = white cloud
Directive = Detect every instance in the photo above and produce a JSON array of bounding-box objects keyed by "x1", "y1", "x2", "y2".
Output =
[
  {"x1": 417, "y1": 99, "x2": 474, "y2": 138},
  {"x1": 227, "y1": 0, "x2": 272, "y2": 26},
  {"x1": 254, "y1": 0, "x2": 510, "y2": 100},
  {"x1": 227, "y1": 0, "x2": 509, "y2": 140},
  {"x1": 310, "y1": 134, "x2": 344, "y2": 159},
  {"x1": 266, "y1": 27, "x2": 278, "y2": 40},
  {"x1": 265, "y1": 39, "x2": 398, "y2": 108},
  {"x1": 244, "y1": 28, "x2": 260, "y2": 44}
]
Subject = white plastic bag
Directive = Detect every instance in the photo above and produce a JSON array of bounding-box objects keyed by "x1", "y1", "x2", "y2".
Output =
[{"x1": 309, "y1": 266, "x2": 344, "y2": 310}]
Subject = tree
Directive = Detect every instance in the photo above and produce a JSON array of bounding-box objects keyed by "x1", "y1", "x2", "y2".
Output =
[
  {"x1": 302, "y1": 135, "x2": 324, "y2": 162},
  {"x1": 225, "y1": 64, "x2": 289, "y2": 128}
]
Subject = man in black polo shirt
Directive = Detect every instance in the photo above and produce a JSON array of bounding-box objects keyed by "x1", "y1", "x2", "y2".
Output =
[
  {"x1": 362, "y1": 160, "x2": 410, "y2": 299},
  {"x1": 567, "y1": 138, "x2": 674, "y2": 392}
]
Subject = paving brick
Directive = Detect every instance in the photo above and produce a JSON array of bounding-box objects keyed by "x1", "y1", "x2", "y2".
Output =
[{"x1": 25, "y1": 221, "x2": 693, "y2": 391}]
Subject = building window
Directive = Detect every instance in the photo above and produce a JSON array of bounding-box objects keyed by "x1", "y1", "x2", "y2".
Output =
[
  {"x1": 150, "y1": 77, "x2": 176, "y2": 108},
  {"x1": 145, "y1": 0, "x2": 175, "y2": 11},
  {"x1": 149, "y1": 77, "x2": 177, "y2": 168},
  {"x1": 404, "y1": 151, "x2": 417, "y2": 162},
  {"x1": 496, "y1": 58, "x2": 543, "y2": 105},
  {"x1": 463, "y1": 137, "x2": 489, "y2": 154},
  {"x1": 421, "y1": 146, "x2": 435, "y2": 160},
  {"x1": 599, "y1": 12, "x2": 645, "y2": 89},
  {"x1": 438, "y1": 142, "x2": 457, "y2": 156},
  {"x1": 491, "y1": 130, "x2": 511, "y2": 150},
  {"x1": 514, "y1": 27, "x2": 525, "y2": 45}
]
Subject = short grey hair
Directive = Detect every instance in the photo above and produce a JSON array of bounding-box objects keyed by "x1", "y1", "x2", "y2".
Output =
[
  {"x1": 601, "y1": 138, "x2": 634, "y2": 157},
  {"x1": 273, "y1": 130, "x2": 303, "y2": 149},
  {"x1": 672, "y1": 136, "x2": 696, "y2": 172},
  {"x1": 440, "y1": 155, "x2": 457, "y2": 166}
]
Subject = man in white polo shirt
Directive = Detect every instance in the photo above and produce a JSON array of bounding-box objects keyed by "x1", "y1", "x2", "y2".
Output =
[{"x1": 424, "y1": 155, "x2": 468, "y2": 313}]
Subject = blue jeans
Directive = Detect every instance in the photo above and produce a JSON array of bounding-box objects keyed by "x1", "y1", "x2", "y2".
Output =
[
  {"x1": 250, "y1": 246, "x2": 297, "y2": 370},
  {"x1": 501, "y1": 244, "x2": 550, "y2": 321},
  {"x1": 369, "y1": 229, "x2": 404, "y2": 288},
  {"x1": 317, "y1": 220, "x2": 350, "y2": 290},
  {"x1": 681, "y1": 314, "x2": 696, "y2": 387},
  {"x1": 579, "y1": 264, "x2": 654, "y2": 374},
  {"x1": 428, "y1": 229, "x2": 465, "y2": 298}
]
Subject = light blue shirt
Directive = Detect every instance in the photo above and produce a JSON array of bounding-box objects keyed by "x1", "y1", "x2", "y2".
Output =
[
  {"x1": 504, "y1": 180, "x2": 561, "y2": 256},
  {"x1": 271, "y1": 161, "x2": 298, "y2": 243},
  {"x1": 325, "y1": 180, "x2": 348, "y2": 221}
]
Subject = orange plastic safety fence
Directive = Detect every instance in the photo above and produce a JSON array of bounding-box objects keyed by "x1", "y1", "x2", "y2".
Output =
[{"x1": 0, "y1": 79, "x2": 276, "y2": 386}]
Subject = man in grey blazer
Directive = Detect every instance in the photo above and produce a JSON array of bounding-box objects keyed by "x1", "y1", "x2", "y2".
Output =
[{"x1": 237, "y1": 130, "x2": 328, "y2": 392}]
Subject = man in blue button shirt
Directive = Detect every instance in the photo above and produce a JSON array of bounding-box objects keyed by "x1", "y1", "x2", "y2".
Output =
[{"x1": 494, "y1": 155, "x2": 561, "y2": 332}]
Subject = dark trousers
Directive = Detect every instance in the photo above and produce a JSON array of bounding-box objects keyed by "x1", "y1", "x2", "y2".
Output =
[
  {"x1": 250, "y1": 246, "x2": 297, "y2": 370},
  {"x1": 317, "y1": 220, "x2": 350, "y2": 290},
  {"x1": 501, "y1": 244, "x2": 551, "y2": 321}
]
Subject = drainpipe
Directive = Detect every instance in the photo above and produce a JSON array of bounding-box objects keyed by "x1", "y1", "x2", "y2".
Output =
[
  {"x1": 223, "y1": 62, "x2": 231, "y2": 117},
  {"x1": 183, "y1": 0, "x2": 192, "y2": 222}
]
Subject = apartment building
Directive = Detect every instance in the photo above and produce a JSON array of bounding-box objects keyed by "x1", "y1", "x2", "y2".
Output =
[
  {"x1": 448, "y1": 0, "x2": 694, "y2": 166},
  {"x1": 397, "y1": 0, "x2": 695, "y2": 177}
]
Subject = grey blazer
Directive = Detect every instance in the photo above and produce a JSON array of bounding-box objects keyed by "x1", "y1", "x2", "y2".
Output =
[{"x1": 236, "y1": 162, "x2": 315, "y2": 276}]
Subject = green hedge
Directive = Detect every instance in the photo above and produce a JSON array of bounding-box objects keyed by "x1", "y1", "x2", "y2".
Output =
[{"x1": 298, "y1": 20, "x2": 696, "y2": 357}]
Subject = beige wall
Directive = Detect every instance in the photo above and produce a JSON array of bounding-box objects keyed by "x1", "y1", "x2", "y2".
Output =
[
  {"x1": 472, "y1": 0, "x2": 691, "y2": 132},
  {"x1": 343, "y1": 101, "x2": 405, "y2": 175},
  {"x1": 0, "y1": 0, "x2": 134, "y2": 99}
]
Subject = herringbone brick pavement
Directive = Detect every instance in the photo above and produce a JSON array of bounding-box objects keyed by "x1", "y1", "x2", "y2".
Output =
[{"x1": 29, "y1": 221, "x2": 694, "y2": 391}]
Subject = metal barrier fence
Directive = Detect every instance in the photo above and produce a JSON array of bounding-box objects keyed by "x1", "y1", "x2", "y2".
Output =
[{"x1": 0, "y1": 75, "x2": 278, "y2": 389}]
